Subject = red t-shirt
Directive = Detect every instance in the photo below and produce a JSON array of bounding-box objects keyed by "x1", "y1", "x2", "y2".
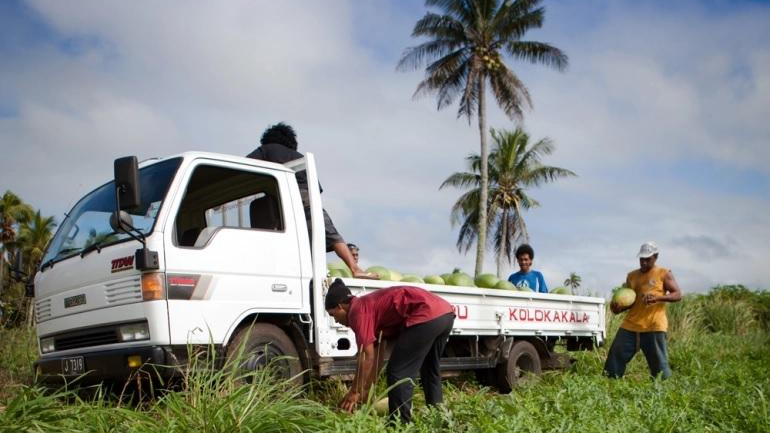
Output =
[{"x1": 347, "y1": 286, "x2": 454, "y2": 347}]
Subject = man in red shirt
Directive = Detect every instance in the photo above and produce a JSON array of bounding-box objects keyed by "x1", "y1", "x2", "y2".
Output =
[{"x1": 325, "y1": 279, "x2": 455, "y2": 424}]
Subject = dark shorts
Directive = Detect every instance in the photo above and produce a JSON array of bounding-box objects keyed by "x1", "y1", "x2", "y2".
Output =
[{"x1": 300, "y1": 190, "x2": 344, "y2": 252}]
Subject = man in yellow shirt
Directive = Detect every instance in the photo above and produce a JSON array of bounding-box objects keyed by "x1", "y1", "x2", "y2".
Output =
[{"x1": 604, "y1": 241, "x2": 682, "y2": 379}]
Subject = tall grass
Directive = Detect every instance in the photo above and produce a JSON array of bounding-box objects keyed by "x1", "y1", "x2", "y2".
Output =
[
  {"x1": 1, "y1": 286, "x2": 768, "y2": 432},
  {"x1": 0, "y1": 326, "x2": 36, "y2": 401}
]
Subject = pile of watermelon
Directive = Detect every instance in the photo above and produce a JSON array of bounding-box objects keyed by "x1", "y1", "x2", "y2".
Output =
[{"x1": 326, "y1": 263, "x2": 572, "y2": 295}]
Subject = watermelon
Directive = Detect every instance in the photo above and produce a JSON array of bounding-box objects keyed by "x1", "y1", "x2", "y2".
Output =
[
  {"x1": 612, "y1": 287, "x2": 636, "y2": 308},
  {"x1": 366, "y1": 266, "x2": 391, "y2": 280},
  {"x1": 550, "y1": 287, "x2": 571, "y2": 295},
  {"x1": 495, "y1": 280, "x2": 516, "y2": 290},
  {"x1": 327, "y1": 262, "x2": 352, "y2": 277},
  {"x1": 373, "y1": 397, "x2": 389, "y2": 416},
  {"x1": 475, "y1": 273, "x2": 500, "y2": 289},
  {"x1": 328, "y1": 268, "x2": 343, "y2": 278},
  {"x1": 401, "y1": 274, "x2": 424, "y2": 283},
  {"x1": 423, "y1": 275, "x2": 445, "y2": 285},
  {"x1": 389, "y1": 270, "x2": 403, "y2": 282},
  {"x1": 440, "y1": 273, "x2": 454, "y2": 282},
  {"x1": 447, "y1": 272, "x2": 475, "y2": 287}
]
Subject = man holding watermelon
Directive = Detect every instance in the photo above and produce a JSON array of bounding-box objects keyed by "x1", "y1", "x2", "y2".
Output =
[{"x1": 604, "y1": 241, "x2": 683, "y2": 379}]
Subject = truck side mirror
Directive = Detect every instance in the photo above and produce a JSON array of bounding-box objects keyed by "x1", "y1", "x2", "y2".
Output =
[
  {"x1": 114, "y1": 156, "x2": 141, "y2": 211},
  {"x1": 109, "y1": 210, "x2": 135, "y2": 233}
]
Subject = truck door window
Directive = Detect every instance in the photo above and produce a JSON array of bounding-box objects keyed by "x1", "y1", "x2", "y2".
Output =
[{"x1": 175, "y1": 165, "x2": 285, "y2": 247}]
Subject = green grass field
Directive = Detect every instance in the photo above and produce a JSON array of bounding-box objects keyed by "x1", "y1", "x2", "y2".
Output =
[{"x1": 1, "y1": 286, "x2": 768, "y2": 433}]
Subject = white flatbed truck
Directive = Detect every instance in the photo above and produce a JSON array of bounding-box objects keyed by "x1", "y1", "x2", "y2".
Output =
[{"x1": 32, "y1": 151, "x2": 605, "y2": 392}]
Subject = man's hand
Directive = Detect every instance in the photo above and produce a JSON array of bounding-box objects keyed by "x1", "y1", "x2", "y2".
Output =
[
  {"x1": 643, "y1": 293, "x2": 659, "y2": 305},
  {"x1": 610, "y1": 301, "x2": 629, "y2": 314},
  {"x1": 340, "y1": 390, "x2": 361, "y2": 413}
]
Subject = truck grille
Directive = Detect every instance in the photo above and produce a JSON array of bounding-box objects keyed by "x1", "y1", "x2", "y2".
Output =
[
  {"x1": 105, "y1": 277, "x2": 142, "y2": 304},
  {"x1": 36, "y1": 298, "x2": 52, "y2": 322},
  {"x1": 54, "y1": 325, "x2": 121, "y2": 351}
]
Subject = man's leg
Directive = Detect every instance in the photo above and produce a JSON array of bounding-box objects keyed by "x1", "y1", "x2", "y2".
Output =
[
  {"x1": 603, "y1": 328, "x2": 638, "y2": 378},
  {"x1": 640, "y1": 332, "x2": 671, "y2": 379},
  {"x1": 387, "y1": 314, "x2": 454, "y2": 423},
  {"x1": 420, "y1": 313, "x2": 454, "y2": 405}
]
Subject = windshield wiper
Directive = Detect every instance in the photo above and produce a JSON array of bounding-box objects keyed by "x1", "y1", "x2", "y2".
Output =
[
  {"x1": 40, "y1": 247, "x2": 81, "y2": 271},
  {"x1": 80, "y1": 237, "x2": 113, "y2": 258}
]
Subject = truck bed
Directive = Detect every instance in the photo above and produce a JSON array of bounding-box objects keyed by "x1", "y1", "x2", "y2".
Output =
[{"x1": 321, "y1": 277, "x2": 606, "y2": 358}]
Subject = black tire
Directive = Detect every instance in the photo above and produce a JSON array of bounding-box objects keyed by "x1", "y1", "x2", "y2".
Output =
[
  {"x1": 226, "y1": 323, "x2": 302, "y2": 385},
  {"x1": 494, "y1": 340, "x2": 542, "y2": 393}
]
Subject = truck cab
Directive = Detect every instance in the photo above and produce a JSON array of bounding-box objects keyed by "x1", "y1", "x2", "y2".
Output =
[{"x1": 35, "y1": 152, "x2": 323, "y2": 384}]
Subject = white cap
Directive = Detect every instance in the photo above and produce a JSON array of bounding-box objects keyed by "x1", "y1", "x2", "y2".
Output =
[{"x1": 637, "y1": 241, "x2": 659, "y2": 258}]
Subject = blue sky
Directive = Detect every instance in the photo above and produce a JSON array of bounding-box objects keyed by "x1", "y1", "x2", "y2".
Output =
[{"x1": 1, "y1": 0, "x2": 769, "y2": 295}]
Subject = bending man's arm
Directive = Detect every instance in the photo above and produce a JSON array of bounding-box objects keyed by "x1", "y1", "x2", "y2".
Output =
[{"x1": 340, "y1": 342, "x2": 378, "y2": 412}]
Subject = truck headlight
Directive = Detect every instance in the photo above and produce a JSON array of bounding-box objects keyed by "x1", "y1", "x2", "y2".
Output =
[
  {"x1": 118, "y1": 322, "x2": 150, "y2": 342},
  {"x1": 40, "y1": 337, "x2": 55, "y2": 354}
]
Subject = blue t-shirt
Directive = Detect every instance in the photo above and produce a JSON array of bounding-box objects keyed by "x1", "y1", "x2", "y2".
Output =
[{"x1": 508, "y1": 270, "x2": 548, "y2": 293}]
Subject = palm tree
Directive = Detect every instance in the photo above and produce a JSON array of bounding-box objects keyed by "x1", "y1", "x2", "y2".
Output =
[
  {"x1": 1, "y1": 191, "x2": 34, "y2": 291},
  {"x1": 398, "y1": 0, "x2": 567, "y2": 276},
  {"x1": 18, "y1": 211, "x2": 57, "y2": 270},
  {"x1": 564, "y1": 272, "x2": 581, "y2": 293},
  {"x1": 15, "y1": 211, "x2": 56, "y2": 326},
  {"x1": 440, "y1": 127, "x2": 575, "y2": 278}
]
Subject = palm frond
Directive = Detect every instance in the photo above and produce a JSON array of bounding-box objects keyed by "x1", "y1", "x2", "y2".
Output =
[
  {"x1": 505, "y1": 41, "x2": 568, "y2": 71},
  {"x1": 426, "y1": 0, "x2": 477, "y2": 23},
  {"x1": 440, "y1": 171, "x2": 480, "y2": 190},
  {"x1": 411, "y1": 12, "x2": 466, "y2": 40},
  {"x1": 488, "y1": 66, "x2": 530, "y2": 119},
  {"x1": 493, "y1": 2, "x2": 545, "y2": 41}
]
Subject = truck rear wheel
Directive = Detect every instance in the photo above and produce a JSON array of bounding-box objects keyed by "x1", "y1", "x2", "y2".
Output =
[
  {"x1": 495, "y1": 340, "x2": 542, "y2": 393},
  {"x1": 226, "y1": 323, "x2": 302, "y2": 385}
]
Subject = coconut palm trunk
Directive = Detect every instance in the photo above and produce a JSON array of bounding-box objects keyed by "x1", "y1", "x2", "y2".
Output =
[
  {"x1": 476, "y1": 80, "x2": 489, "y2": 277},
  {"x1": 497, "y1": 207, "x2": 508, "y2": 278}
]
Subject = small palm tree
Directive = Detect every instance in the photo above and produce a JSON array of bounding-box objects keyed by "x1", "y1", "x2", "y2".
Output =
[
  {"x1": 18, "y1": 211, "x2": 57, "y2": 270},
  {"x1": 15, "y1": 211, "x2": 56, "y2": 326},
  {"x1": 399, "y1": 0, "x2": 567, "y2": 276},
  {"x1": 1, "y1": 191, "x2": 34, "y2": 290},
  {"x1": 441, "y1": 127, "x2": 575, "y2": 278},
  {"x1": 564, "y1": 272, "x2": 581, "y2": 293}
]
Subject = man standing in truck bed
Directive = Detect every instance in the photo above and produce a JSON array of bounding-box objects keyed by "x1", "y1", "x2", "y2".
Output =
[
  {"x1": 325, "y1": 279, "x2": 455, "y2": 424},
  {"x1": 247, "y1": 122, "x2": 375, "y2": 279}
]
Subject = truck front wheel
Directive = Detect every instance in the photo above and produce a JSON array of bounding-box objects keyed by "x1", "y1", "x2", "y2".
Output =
[
  {"x1": 495, "y1": 340, "x2": 542, "y2": 393},
  {"x1": 226, "y1": 323, "x2": 302, "y2": 385}
]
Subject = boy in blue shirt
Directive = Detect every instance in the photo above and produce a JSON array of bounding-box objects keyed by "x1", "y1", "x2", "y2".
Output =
[{"x1": 508, "y1": 244, "x2": 548, "y2": 293}]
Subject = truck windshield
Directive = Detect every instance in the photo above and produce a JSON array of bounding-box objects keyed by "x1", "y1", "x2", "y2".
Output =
[{"x1": 41, "y1": 157, "x2": 182, "y2": 268}]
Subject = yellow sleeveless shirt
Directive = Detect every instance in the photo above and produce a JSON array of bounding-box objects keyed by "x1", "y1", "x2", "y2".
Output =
[{"x1": 621, "y1": 266, "x2": 670, "y2": 332}]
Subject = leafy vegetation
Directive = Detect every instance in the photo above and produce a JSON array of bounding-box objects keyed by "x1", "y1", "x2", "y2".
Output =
[
  {"x1": 1, "y1": 190, "x2": 56, "y2": 328},
  {"x1": 1, "y1": 287, "x2": 767, "y2": 432}
]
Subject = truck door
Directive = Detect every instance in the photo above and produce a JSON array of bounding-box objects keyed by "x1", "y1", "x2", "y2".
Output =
[{"x1": 164, "y1": 161, "x2": 304, "y2": 344}]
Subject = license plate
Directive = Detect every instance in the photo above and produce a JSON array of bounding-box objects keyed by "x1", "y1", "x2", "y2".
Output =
[{"x1": 61, "y1": 356, "x2": 85, "y2": 376}]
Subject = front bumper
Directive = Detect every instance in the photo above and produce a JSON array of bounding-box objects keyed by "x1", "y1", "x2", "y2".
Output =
[{"x1": 36, "y1": 345, "x2": 186, "y2": 386}]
